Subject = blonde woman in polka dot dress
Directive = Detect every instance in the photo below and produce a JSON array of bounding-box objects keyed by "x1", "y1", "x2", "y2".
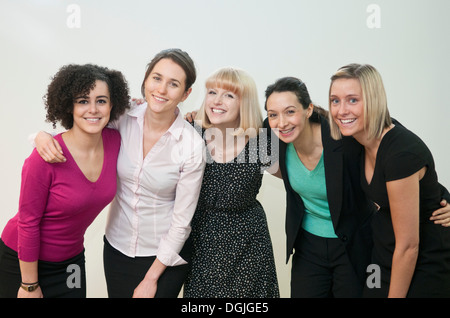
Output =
[{"x1": 183, "y1": 67, "x2": 280, "y2": 297}]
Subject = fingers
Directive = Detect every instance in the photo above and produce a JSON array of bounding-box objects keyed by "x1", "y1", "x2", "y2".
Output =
[
  {"x1": 184, "y1": 112, "x2": 193, "y2": 122},
  {"x1": 35, "y1": 131, "x2": 66, "y2": 163},
  {"x1": 38, "y1": 141, "x2": 66, "y2": 163},
  {"x1": 430, "y1": 200, "x2": 450, "y2": 227},
  {"x1": 183, "y1": 111, "x2": 198, "y2": 123},
  {"x1": 431, "y1": 215, "x2": 450, "y2": 227},
  {"x1": 131, "y1": 98, "x2": 145, "y2": 105}
]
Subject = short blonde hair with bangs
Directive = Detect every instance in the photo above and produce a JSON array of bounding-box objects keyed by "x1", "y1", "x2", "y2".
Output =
[
  {"x1": 196, "y1": 67, "x2": 263, "y2": 136},
  {"x1": 329, "y1": 63, "x2": 392, "y2": 140}
]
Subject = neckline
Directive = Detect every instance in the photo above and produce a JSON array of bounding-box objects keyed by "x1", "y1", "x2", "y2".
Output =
[
  {"x1": 288, "y1": 143, "x2": 324, "y2": 175},
  {"x1": 363, "y1": 124, "x2": 397, "y2": 186},
  {"x1": 58, "y1": 131, "x2": 106, "y2": 184}
]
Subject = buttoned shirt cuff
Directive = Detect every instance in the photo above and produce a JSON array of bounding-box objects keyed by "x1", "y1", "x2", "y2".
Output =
[{"x1": 156, "y1": 239, "x2": 188, "y2": 267}]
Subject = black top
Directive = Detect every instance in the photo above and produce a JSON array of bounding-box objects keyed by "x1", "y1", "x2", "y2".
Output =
[
  {"x1": 362, "y1": 124, "x2": 441, "y2": 220},
  {"x1": 361, "y1": 124, "x2": 450, "y2": 297}
]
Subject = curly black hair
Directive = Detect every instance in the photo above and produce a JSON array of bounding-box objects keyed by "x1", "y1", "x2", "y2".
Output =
[{"x1": 44, "y1": 64, "x2": 130, "y2": 129}]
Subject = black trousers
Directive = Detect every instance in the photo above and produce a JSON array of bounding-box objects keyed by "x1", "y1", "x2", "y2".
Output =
[
  {"x1": 103, "y1": 236, "x2": 192, "y2": 298},
  {"x1": 0, "y1": 239, "x2": 86, "y2": 298},
  {"x1": 290, "y1": 230, "x2": 362, "y2": 298}
]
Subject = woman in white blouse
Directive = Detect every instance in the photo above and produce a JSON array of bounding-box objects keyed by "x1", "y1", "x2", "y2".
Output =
[{"x1": 34, "y1": 49, "x2": 206, "y2": 298}]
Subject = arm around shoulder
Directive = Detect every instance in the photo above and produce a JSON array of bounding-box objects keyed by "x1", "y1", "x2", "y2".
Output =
[{"x1": 34, "y1": 131, "x2": 66, "y2": 163}]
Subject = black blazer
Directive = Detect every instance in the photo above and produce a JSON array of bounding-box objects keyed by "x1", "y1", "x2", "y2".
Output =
[{"x1": 265, "y1": 115, "x2": 375, "y2": 283}]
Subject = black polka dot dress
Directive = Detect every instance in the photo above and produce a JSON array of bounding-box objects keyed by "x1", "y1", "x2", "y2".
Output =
[{"x1": 183, "y1": 135, "x2": 279, "y2": 298}]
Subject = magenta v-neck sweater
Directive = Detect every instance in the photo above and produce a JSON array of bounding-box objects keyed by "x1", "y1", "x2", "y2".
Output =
[{"x1": 1, "y1": 128, "x2": 120, "y2": 262}]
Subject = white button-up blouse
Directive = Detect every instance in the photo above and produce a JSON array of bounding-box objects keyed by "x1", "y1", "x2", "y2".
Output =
[{"x1": 105, "y1": 103, "x2": 205, "y2": 266}]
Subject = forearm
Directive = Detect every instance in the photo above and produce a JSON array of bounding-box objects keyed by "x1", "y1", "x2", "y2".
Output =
[
  {"x1": 19, "y1": 260, "x2": 39, "y2": 284},
  {"x1": 145, "y1": 258, "x2": 167, "y2": 282},
  {"x1": 388, "y1": 246, "x2": 418, "y2": 298},
  {"x1": 133, "y1": 258, "x2": 167, "y2": 298}
]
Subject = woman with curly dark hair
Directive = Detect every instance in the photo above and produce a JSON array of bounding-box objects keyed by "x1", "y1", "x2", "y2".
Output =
[{"x1": 0, "y1": 63, "x2": 130, "y2": 298}]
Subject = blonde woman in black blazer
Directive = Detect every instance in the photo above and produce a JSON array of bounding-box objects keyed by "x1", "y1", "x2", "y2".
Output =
[{"x1": 264, "y1": 77, "x2": 450, "y2": 297}]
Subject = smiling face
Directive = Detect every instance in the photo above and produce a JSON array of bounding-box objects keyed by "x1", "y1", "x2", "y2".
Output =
[
  {"x1": 329, "y1": 78, "x2": 366, "y2": 139},
  {"x1": 266, "y1": 91, "x2": 312, "y2": 144},
  {"x1": 204, "y1": 86, "x2": 241, "y2": 129},
  {"x1": 143, "y1": 58, "x2": 191, "y2": 115},
  {"x1": 72, "y1": 80, "x2": 112, "y2": 135}
]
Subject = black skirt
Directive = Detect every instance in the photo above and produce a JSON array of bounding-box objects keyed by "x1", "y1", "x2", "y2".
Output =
[{"x1": 0, "y1": 239, "x2": 86, "y2": 298}]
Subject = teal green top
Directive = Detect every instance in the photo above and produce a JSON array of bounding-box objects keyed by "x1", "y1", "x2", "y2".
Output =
[{"x1": 286, "y1": 143, "x2": 337, "y2": 238}]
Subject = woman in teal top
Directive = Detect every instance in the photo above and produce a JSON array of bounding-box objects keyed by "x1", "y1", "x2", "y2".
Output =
[
  {"x1": 264, "y1": 76, "x2": 450, "y2": 297},
  {"x1": 286, "y1": 144, "x2": 336, "y2": 238}
]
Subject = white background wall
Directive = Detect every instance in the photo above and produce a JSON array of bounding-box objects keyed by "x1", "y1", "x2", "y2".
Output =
[{"x1": 0, "y1": 0, "x2": 449, "y2": 298}]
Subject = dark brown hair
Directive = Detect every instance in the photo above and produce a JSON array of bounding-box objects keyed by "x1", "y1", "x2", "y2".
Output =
[
  {"x1": 265, "y1": 76, "x2": 327, "y2": 122},
  {"x1": 44, "y1": 64, "x2": 130, "y2": 129}
]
